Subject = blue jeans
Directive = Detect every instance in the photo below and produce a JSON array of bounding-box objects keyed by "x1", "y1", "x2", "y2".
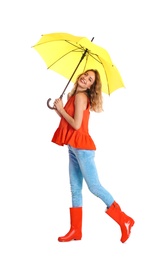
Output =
[{"x1": 68, "y1": 145, "x2": 114, "y2": 208}]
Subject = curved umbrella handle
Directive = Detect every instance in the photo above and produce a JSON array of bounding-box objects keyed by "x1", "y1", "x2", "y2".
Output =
[{"x1": 47, "y1": 98, "x2": 55, "y2": 110}]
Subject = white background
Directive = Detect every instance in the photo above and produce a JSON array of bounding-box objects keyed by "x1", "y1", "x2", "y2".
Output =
[{"x1": 0, "y1": 0, "x2": 166, "y2": 259}]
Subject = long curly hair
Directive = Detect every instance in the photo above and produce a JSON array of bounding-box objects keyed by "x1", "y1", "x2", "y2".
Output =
[{"x1": 69, "y1": 69, "x2": 103, "y2": 112}]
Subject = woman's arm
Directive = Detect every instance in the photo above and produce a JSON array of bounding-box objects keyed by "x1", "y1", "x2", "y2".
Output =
[{"x1": 55, "y1": 93, "x2": 88, "y2": 130}]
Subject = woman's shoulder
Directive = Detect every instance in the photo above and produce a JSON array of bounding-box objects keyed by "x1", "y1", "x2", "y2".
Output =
[
  {"x1": 75, "y1": 92, "x2": 89, "y2": 105},
  {"x1": 68, "y1": 90, "x2": 88, "y2": 98},
  {"x1": 75, "y1": 91, "x2": 89, "y2": 99},
  {"x1": 75, "y1": 92, "x2": 90, "y2": 111},
  {"x1": 67, "y1": 91, "x2": 89, "y2": 106}
]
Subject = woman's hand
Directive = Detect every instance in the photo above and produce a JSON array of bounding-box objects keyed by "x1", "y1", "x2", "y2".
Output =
[{"x1": 53, "y1": 98, "x2": 64, "y2": 113}]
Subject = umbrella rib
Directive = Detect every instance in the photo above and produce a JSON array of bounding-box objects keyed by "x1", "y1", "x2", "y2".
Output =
[
  {"x1": 47, "y1": 41, "x2": 86, "y2": 69},
  {"x1": 94, "y1": 55, "x2": 111, "y2": 95},
  {"x1": 65, "y1": 40, "x2": 85, "y2": 51},
  {"x1": 47, "y1": 48, "x2": 84, "y2": 69},
  {"x1": 99, "y1": 59, "x2": 111, "y2": 95},
  {"x1": 33, "y1": 39, "x2": 83, "y2": 49},
  {"x1": 82, "y1": 53, "x2": 111, "y2": 95},
  {"x1": 87, "y1": 52, "x2": 102, "y2": 64},
  {"x1": 88, "y1": 52, "x2": 112, "y2": 95}
]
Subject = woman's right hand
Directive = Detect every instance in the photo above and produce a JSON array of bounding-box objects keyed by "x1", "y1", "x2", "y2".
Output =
[
  {"x1": 53, "y1": 99, "x2": 58, "y2": 110},
  {"x1": 53, "y1": 98, "x2": 62, "y2": 117},
  {"x1": 53, "y1": 98, "x2": 63, "y2": 112}
]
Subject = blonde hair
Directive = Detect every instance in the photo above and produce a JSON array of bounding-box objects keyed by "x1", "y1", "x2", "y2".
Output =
[{"x1": 69, "y1": 69, "x2": 103, "y2": 112}]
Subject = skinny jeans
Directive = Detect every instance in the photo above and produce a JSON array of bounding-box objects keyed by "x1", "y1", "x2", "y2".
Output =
[{"x1": 68, "y1": 145, "x2": 114, "y2": 208}]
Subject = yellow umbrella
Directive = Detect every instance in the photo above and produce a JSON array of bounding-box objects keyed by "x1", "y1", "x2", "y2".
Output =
[{"x1": 32, "y1": 32, "x2": 124, "y2": 109}]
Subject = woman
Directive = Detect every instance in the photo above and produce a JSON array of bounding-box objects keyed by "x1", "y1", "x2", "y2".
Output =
[{"x1": 52, "y1": 69, "x2": 134, "y2": 243}]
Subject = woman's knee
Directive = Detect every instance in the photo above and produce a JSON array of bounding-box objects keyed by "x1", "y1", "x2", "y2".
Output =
[{"x1": 88, "y1": 184, "x2": 101, "y2": 195}]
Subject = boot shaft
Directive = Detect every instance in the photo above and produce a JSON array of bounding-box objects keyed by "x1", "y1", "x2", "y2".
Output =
[{"x1": 70, "y1": 207, "x2": 82, "y2": 229}]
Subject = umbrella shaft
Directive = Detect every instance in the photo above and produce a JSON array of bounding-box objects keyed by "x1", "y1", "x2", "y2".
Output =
[{"x1": 60, "y1": 48, "x2": 88, "y2": 98}]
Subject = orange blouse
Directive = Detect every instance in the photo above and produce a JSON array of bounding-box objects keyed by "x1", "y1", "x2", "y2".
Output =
[{"x1": 51, "y1": 94, "x2": 96, "y2": 150}]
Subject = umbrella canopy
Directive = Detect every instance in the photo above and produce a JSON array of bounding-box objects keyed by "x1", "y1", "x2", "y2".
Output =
[{"x1": 32, "y1": 32, "x2": 124, "y2": 107}]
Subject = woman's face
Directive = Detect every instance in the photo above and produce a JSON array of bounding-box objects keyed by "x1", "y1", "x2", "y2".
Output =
[{"x1": 77, "y1": 71, "x2": 95, "y2": 92}]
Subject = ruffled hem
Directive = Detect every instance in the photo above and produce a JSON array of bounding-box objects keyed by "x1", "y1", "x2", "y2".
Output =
[{"x1": 51, "y1": 127, "x2": 96, "y2": 150}]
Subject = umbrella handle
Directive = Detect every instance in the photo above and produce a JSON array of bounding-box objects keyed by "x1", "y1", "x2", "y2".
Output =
[
  {"x1": 47, "y1": 95, "x2": 63, "y2": 110},
  {"x1": 47, "y1": 98, "x2": 55, "y2": 110}
]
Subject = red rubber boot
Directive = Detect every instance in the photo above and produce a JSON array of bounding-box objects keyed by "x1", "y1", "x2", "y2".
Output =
[
  {"x1": 106, "y1": 201, "x2": 135, "y2": 243},
  {"x1": 58, "y1": 207, "x2": 82, "y2": 242}
]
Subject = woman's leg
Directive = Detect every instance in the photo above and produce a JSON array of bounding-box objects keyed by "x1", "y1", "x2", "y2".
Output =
[
  {"x1": 70, "y1": 146, "x2": 114, "y2": 208},
  {"x1": 68, "y1": 145, "x2": 83, "y2": 207},
  {"x1": 58, "y1": 146, "x2": 83, "y2": 242}
]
